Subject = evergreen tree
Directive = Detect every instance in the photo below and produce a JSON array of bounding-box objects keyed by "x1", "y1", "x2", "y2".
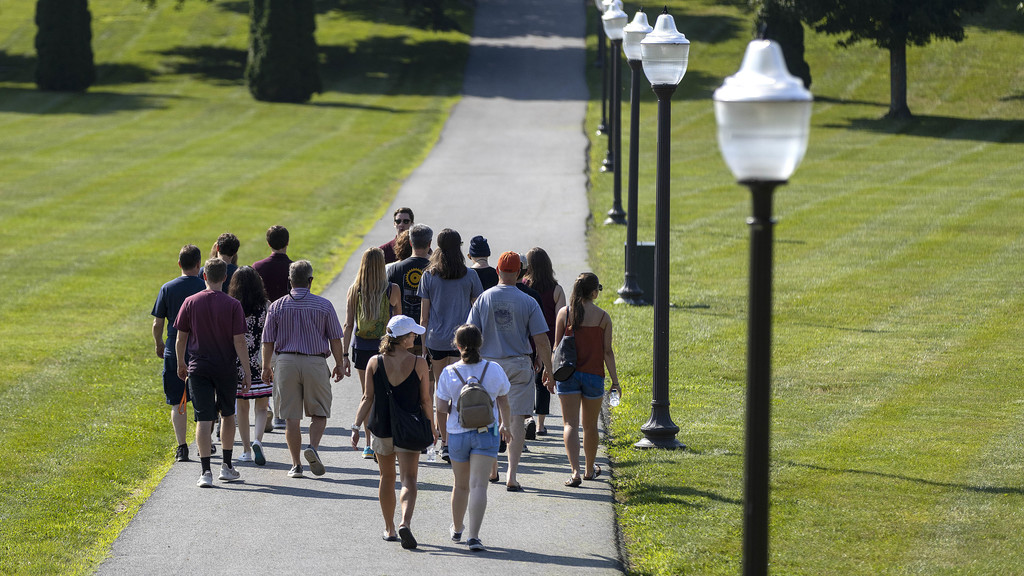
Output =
[
  {"x1": 245, "y1": 0, "x2": 322, "y2": 103},
  {"x1": 755, "y1": 0, "x2": 811, "y2": 89},
  {"x1": 35, "y1": 0, "x2": 96, "y2": 92},
  {"x1": 798, "y1": 0, "x2": 990, "y2": 119}
]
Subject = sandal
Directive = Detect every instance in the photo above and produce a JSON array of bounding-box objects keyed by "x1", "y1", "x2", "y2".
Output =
[
  {"x1": 584, "y1": 464, "x2": 602, "y2": 480},
  {"x1": 382, "y1": 531, "x2": 399, "y2": 542},
  {"x1": 489, "y1": 473, "x2": 500, "y2": 484},
  {"x1": 564, "y1": 476, "x2": 582, "y2": 487},
  {"x1": 506, "y1": 483, "x2": 522, "y2": 492}
]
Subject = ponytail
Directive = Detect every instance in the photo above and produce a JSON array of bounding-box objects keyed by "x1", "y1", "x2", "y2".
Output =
[
  {"x1": 569, "y1": 272, "x2": 600, "y2": 329},
  {"x1": 453, "y1": 324, "x2": 483, "y2": 364},
  {"x1": 379, "y1": 334, "x2": 401, "y2": 355}
]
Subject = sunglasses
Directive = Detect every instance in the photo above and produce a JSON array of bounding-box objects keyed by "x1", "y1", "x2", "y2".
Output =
[
  {"x1": 598, "y1": 284, "x2": 603, "y2": 291},
  {"x1": 395, "y1": 218, "x2": 412, "y2": 225}
]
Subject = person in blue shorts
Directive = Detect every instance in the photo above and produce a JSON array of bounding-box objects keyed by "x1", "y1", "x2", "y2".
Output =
[
  {"x1": 436, "y1": 324, "x2": 511, "y2": 552},
  {"x1": 151, "y1": 244, "x2": 206, "y2": 462}
]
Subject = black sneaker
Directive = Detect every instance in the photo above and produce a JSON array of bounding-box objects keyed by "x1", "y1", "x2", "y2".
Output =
[
  {"x1": 440, "y1": 445, "x2": 450, "y2": 463},
  {"x1": 175, "y1": 445, "x2": 190, "y2": 462},
  {"x1": 525, "y1": 418, "x2": 537, "y2": 440}
]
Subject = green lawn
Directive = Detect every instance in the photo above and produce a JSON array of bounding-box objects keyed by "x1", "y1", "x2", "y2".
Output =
[
  {"x1": 0, "y1": 1, "x2": 471, "y2": 573},
  {"x1": 584, "y1": 1, "x2": 1024, "y2": 574}
]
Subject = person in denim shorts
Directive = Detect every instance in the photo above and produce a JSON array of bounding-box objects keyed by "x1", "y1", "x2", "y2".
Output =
[
  {"x1": 436, "y1": 324, "x2": 512, "y2": 552},
  {"x1": 553, "y1": 272, "x2": 621, "y2": 487}
]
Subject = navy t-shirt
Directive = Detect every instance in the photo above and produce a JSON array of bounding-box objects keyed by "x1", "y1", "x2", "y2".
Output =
[
  {"x1": 151, "y1": 274, "x2": 206, "y2": 358},
  {"x1": 198, "y1": 262, "x2": 238, "y2": 293}
]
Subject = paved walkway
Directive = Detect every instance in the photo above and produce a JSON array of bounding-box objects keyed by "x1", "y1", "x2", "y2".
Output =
[{"x1": 99, "y1": 1, "x2": 616, "y2": 573}]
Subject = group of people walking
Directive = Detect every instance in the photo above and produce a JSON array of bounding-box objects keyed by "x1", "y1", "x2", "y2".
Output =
[{"x1": 149, "y1": 209, "x2": 621, "y2": 551}]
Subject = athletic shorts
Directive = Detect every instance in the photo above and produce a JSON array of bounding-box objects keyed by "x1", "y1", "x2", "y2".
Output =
[
  {"x1": 352, "y1": 347, "x2": 376, "y2": 371},
  {"x1": 555, "y1": 370, "x2": 605, "y2": 400},
  {"x1": 371, "y1": 435, "x2": 420, "y2": 457},
  {"x1": 447, "y1": 427, "x2": 500, "y2": 462},
  {"x1": 162, "y1": 354, "x2": 188, "y2": 405},
  {"x1": 275, "y1": 353, "x2": 332, "y2": 419},
  {"x1": 188, "y1": 373, "x2": 237, "y2": 422},
  {"x1": 428, "y1": 348, "x2": 460, "y2": 361}
]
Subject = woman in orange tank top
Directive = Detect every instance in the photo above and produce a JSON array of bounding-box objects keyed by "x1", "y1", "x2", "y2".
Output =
[{"x1": 553, "y1": 273, "x2": 620, "y2": 487}]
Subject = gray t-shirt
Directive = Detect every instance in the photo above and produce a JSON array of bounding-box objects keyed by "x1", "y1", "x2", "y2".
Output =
[
  {"x1": 417, "y1": 270, "x2": 483, "y2": 351},
  {"x1": 467, "y1": 284, "x2": 548, "y2": 359}
]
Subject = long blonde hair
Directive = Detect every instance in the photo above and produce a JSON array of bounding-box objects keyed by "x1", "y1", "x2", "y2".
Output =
[{"x1": 348, "y1": 247, "x2": 388, "y2": 322}]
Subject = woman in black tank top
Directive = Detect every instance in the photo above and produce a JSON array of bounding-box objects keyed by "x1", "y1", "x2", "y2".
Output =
[{"x1": 351, "y1": 315, "x2": 433, "y2": 549}]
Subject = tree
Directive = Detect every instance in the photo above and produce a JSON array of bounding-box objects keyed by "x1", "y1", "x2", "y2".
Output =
[
  {"x1": 799, "y1": 0, "x2": 990, "y2": 118},
  {"x1": 755, "y1": 0, "x2": 811, "y2": 89},
  {"x1": 245, "y1": 0, "x2": 322, "y2": 103},
  {"x1": 35, "y1": 0, "x2": 96, "y2": 91}
]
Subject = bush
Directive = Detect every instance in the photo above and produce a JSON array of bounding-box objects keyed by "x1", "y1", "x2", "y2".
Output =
[{"x1": 34, "y1": 0, "x2": 96, "y2": 92}]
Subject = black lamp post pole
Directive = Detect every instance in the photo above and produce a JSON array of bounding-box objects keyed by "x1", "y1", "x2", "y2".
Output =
[
  {"x1": 616, "y1": 57, "x2": 646, "y2": 301},
  {"x1": 741, "y1": 179, "x2": 782, "y2": 576},
  {"x1": 604, "y1": 38, "x2": 626, "y2": 224},
  {"x1": 635, "y1": 83, "x2": 683, "y2": 450},
  {"x1": 597, "y1": 22, "x2": 608, "y2": 135}
]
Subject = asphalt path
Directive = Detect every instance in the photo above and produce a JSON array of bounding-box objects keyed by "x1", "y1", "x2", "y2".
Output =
[{"x1": 100, "y1": 0, "x2": 616, "y2": 573}]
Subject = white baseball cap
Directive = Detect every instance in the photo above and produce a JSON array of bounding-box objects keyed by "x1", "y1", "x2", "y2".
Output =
[{"x1": 387, "y1": 315, "x2": 426, "y2": 337}]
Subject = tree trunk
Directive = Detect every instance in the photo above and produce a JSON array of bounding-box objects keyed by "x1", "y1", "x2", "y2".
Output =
[{"x1": 886, "y1": 42, "x2": 911, "y2": 119}]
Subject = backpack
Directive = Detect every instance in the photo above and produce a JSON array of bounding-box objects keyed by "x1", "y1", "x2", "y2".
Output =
[
  {"x1": 452, "y1": 362, "x2": 495, "y2": 431},
  {"x1": 355, "y1": 288, "x2": 389, "y2": 340}
]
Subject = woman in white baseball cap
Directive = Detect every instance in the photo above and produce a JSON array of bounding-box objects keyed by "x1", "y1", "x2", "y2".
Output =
[{"x1": 351, "y1": 315, "x2": 434, "y2": 549}]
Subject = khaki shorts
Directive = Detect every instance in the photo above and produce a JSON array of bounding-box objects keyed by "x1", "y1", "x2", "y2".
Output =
[
  {"x1": 489, "y1": 355, "x2": 535, "y2": 417},
  {"x1": 274, "y1": 353, "x2": 332, "y2": 419},
  {"x1": 371, "y1": 435, "x2": 420, "y2": 457}
]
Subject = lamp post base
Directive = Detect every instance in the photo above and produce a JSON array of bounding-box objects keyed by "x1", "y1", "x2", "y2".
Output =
[
  {"x1": 604, "y1": 210, "x2": 626, "y2": 225},
  {"x1": 615, "y1": 277, "x2": 647, "y2": 306},
  {"x1": 634, "y1": 433, "x2": 685, "y2": 450},
  {"x1": 635, "y1": 410, "x2": 685, "y2": 450}
]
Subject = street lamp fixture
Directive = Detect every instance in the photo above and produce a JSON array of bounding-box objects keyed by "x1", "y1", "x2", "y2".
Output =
[
  {"x1": 712, "y1": 39, "x2": 812, "y2": 576},
  {"x1": 601, "y1": 1, "x2": 628, "y2": 225},
  {"x1": 634, "y1": 8, "x2": 689, "y2": 451},
  {"x1": 615, "y1": 9, "x2": 653, "y2": 304}
]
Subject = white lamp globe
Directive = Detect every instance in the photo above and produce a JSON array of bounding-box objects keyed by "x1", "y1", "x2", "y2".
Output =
[
  {"x1": 593, "y1": 0, "x2": 604, "y2": 12},
  {"x1": 622, "y1": 11, "x2": 653, "y2": 62},
  {"x1": 602, "y1": 4, "x2": 629, "y2": 41},
  {"x1": 640, "y1": 11, "x2": 690, "y2": 87},
  {"x1": 713, "y1": 40, "x2": 813, "y2": 182}
]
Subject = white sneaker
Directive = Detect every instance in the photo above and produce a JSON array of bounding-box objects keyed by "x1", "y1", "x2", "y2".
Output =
[
  {"x1": 218, "y1": 464, "x2": 241, "y2": 482},
  {"x1": 288, "y1": 465, "x2": 303, "y2": 478},
  {"x1": 197, "y1": 471, "x2": 213, "y2": 488},
  {"x1": 237, "y1": 452, "x2": 254, "y2": 463}
]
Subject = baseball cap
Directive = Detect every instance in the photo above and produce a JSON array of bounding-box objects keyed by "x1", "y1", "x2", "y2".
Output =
[
  {"x1": 387, "y1": 315, "x2": 426, "y2": 337},
  {"x1": 497, "y1": 251, "x2": 520, "y2": 273}
]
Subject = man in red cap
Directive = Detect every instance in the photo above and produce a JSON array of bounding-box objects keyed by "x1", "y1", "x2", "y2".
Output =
[{"x1": 467, "y1": 252, "x2": 553, "y2": 492}]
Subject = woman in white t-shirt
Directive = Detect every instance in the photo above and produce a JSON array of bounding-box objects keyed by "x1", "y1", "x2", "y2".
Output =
[{"x1": 435, "y1": 324, "x2": 512, "y2": 553}]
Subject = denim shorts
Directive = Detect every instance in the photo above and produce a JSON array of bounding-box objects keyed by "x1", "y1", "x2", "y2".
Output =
[
  {"x1": 447, "y1": 427, "x2": 500, "y2": 462},
  {"x1": 555, "y1": 371, "x2": 605, "y2": 400}
]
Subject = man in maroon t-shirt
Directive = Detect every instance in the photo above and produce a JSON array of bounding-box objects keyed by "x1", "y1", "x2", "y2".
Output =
[
  {"x1": 380, "y1": 207, "x2": 415, "y2": 264},
  {"x1": 175, "y1": 259, "x2": 251, "y2": 488}
]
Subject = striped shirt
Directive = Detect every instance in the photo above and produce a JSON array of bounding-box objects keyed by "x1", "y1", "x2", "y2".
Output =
[{"x1": 262, "y1": 288, "x2": 343, "y2": 356}]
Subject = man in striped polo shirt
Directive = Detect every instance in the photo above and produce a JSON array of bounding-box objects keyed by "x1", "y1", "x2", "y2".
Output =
[{"x1": 262, "y1": 260, "x2": 349, "y2": 478}]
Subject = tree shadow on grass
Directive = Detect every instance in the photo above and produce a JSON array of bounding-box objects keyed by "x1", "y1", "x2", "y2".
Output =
[
  {"x1": 785, "y1": 460, "x2": 1024, "y2": 496},
  {"x1": 823, "y1": 114, "x2": 1024, "y2": 144},
  {"x1": 0, "y1": 50, "x2": 157, "y2": 85},
  {"x1": 320, "y1": 36, "x2": 468, "y2": 97},
  {"x1": 152, "y1": 45, "x2": 247, "y2": 85},
  {"x1": 0, "y1": 85, "x2": 177, "y2": 115}
]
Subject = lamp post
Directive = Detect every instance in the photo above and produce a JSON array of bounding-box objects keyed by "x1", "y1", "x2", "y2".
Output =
[
  {"x1": 594, "y1": 0, "x2": 607, "y2": 136},
  {"x1": 634, "y1": 8, "x2": 688, "y2": 450},
  {"x1": 602, "y1": 2, "x2": 628, "y2": 225},
  {"x1": 600, "y1": 0, "x2": 622, "y2": 172},
  {"x1": 615, "y1": 9, "x2": 653, "y2": 304},
  {"x1": 713, "y1": 39, "x2": 812, "y2": 576}
]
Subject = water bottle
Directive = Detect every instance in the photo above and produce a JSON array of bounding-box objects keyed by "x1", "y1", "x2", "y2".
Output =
[
  {"x1": 427, "y1": 444, "x2": 437, "y2": 462},
  {"x1": 608, "y1": 389, "x2": 620, "y2": 407}
]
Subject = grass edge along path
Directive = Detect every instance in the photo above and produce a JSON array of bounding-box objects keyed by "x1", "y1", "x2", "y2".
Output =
[
  {"x1": 582, "y1": 1, "x2": 1024, "y2": 574},
  {"x1": 0, "y1": 1, "x2": 474, "y2": 574}
]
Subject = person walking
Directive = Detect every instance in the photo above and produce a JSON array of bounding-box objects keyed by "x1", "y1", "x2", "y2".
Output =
[
  {"x1": 343, "y1": 247, "x2": 402, "y2": 460},
  {"x1": 553, "y1": 272, "x2": 620, "y2": 486},
  {"x1": 466, "y1": 235, "x2": 498, "y2": 290},
  {"x1": 174, "y1": 259, "x2": 251, "y2": 487},
  {"x1": 435, "y1": 324, "x2": 512, "y2": 552},
  {"x1": 201, "y1": 233, "x2": 240, "y2": 292},
  {"x1": 467, "y1": 252, "x2": 552, "y2": 491},
  {"x1": 261, "y1": 260, "x2": 348, "y2": 479},
  {"x1": 417, "y1": 228, "x2": 484, "y2": 462},
  {"x1": 522, "y1": 247, "x2": 565, "y2": 437},
  {"x1": 388, "y1": 224, "x2": 433, "y2": 357},
  {"x1": 227, "y1": 266, "x2": 272, "y2": 466},
  {"x1": 350, "y1": 315, "x2": 434, "y2": 549},
  {"x1": 380, "y1": 207, "x2": 416, "y2": 264},
  {"x1": 253, "y1": 225, "x2": 292, "y2": 430},
  {"x1": 151, "y1": 244, "x2": 206, "y2": 462}
]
